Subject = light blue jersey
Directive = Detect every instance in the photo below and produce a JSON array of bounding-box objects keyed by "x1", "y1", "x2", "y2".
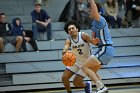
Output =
[
  {"x1": 91, "y1": 16, "x2": 114, "y2": 65},
  {"x1": 91, "y1": 16, "x2": 113, "y2": 46}
]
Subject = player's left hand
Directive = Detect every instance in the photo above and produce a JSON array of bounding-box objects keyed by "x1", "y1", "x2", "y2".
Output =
[{"x1": 92, "y1": 38, "x2": 100, "y2": 45}]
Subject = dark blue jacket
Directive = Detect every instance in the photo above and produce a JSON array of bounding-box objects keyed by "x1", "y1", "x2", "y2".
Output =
[
  {"x1": 31, "y1": 9, "x2": 50, "y2": 23},
  {"x1": 11, "y1": 18, "x2": 23, "y2": 36}
]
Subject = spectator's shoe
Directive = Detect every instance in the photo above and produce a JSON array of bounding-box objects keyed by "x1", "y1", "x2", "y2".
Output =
[
  {"x1": 85, "y1": 81, "x2": 92, "y2": 93},
  {"x1": 36, "y1": 51, "x2": 39, "y2": 52},
  {"x1": 49, "y1": 39, "x2": 55, "y2": 41},
  {"x1": 95, "y1": 85, "x2": 108, "y2": 93}
]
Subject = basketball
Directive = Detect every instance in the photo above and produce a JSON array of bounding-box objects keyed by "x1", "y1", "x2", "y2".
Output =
[{"x1": 62, "y1": 51, "x2": 76, "y2": 66}]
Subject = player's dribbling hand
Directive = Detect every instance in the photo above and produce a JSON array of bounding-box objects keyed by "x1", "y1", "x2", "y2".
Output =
[{"x1": 92, "y1": 38, "x2": 100, "y2": 45}]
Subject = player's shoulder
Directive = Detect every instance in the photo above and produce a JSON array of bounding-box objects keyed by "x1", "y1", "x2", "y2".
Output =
[{"x1": 65, "y1": 37, "x2": 71, "y2": 45}]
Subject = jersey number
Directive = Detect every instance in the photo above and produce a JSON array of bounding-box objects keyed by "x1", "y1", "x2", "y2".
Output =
[{"x1": 77, "y1": 49, "x2": 83, "y2": 55}]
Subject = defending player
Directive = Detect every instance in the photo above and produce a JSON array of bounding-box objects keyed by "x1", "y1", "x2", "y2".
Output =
[
  {"x1": 81, "y1": 0, "x2": 114, "y2": 93},
  {"x1": 62, "y1": 20, "x2": 99, "y2": 93}
]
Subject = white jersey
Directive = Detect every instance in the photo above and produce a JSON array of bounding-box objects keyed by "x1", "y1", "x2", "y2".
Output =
[{"x1": 69, "y1": 32, "x2": 91, "y2": 65}]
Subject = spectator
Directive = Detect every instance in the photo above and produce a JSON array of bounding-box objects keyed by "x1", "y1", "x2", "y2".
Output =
[
  {"x1": 77, "y1": 0, "x2": 91, "y2": 29},
  {"x1": 11, "y1": 18, "x2": 39, "y2": 52},
  {"x1": 35, "y1": 0, "x2": 42, "y2": 4},
  {"x1": 31, "y1": 3, "x2": 52, "y2": 40},
  {"x1": 58, "y1": 0, "x2": 81, "y2": 22},
  {"x1": 104, "y1": 0, "x2": 122, "y2": 28},
  {"x1": 117, "y1": 0, "x2": 126, "y2": 11},
  {"x1": 125, "y1": 0, "x2": 140, "y2": 27},
  {"x1": 0, "y1": 13, "x2": 22, "y2": 53}
]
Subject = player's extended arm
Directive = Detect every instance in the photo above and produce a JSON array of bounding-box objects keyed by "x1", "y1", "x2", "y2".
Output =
[
  {"x1": 62, "y1": 39, "x2": 71, "y2": 55},
  {"x1": 82, "y1": 32, "x2": 100, "y2": 45},
  {"x1": 89, "y1": 0, "x2": 100, "y2": 21}
]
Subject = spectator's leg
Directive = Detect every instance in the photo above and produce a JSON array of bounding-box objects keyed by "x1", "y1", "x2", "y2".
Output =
[
  {"x1": 22, "y1": 37, "x2": 27, "y2": 52},
  {"x1": 126, "y1": 10, "x2": 133, "y2": 27},
  {"x1": 132, "y1": 19, "x2": 139, "y2": 28},
  {"x1": 43, "y1": 32, "x2": 47, "y2": 40},
  {"x1": 32, "y1": 23, "x2": 39, "y2": 40},
  {"x1": 46, "y1": 23, "x2": 52, "y2": 40},
  {"x1": 107, "y1": 16, "x2": 116, "y2": 28},
  {"x1": 0, "y1": 38, "x2": 4, "y2": 53},
  {"x1": 29, "y1": 38, "x2": 38, "y2": 51},
  {"x1": 38, "y1": 32, "x2": 44, "y2": 40},
  {"x1": 15, "y1": 36, "x2": 23, "y2": 52},
  {"x1": 117, "y1": 17, "x2": 122, "y2": 28}
]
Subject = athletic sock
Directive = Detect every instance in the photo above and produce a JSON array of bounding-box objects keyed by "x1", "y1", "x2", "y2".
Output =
[{"x1": 96, "y1": 80, "x2": 104, "y2": 88}]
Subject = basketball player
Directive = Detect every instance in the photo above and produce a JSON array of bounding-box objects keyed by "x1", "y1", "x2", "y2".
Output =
[
  {"x1": 81, "y1": 0, "x2": 114, "y2": 93},
  {"x1": 62, "y1": 20, "x2": 100, "y2": 93}
]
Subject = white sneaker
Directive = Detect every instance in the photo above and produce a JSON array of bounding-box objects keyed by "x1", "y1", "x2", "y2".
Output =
[
  {"x1": 95, "y1": 85, "x2": 108, "y2": 93},
  {"x1": 85, "y1": 81, "x2": 92, "y2": 93},
  {"x1": 36, "y1": 51, "x2": 39, "y2": 52}
]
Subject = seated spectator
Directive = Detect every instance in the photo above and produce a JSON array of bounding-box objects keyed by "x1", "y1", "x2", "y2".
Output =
[
  {"x1": 77, "y1": 0, "x2": 91, "y2": 29},
  {"x1": 104, "y1": 0, "x2": 122, "y2": 28},
  {"x1": 31, "y1": 3, "x2": 52, "y2": 40},
  {"x1": 11, "y1": 18, "x2": 39, "y2": 52},
  {"x1": 125, "y1": 0, "x2": 140, "y2": 27},
  {"x1": 0, "y1": 13, "x2": 22, "y2": 53}
]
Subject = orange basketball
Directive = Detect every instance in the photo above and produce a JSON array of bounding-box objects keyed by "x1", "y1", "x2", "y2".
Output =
[{"x1": 62, "y1": 51, "x2": 76, "y2": 66}]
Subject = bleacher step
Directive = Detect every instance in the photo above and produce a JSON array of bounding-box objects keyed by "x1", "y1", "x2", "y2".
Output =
[
  {"x1": 0, "y1": 75, "x2": 12, "y2": 86},
  {"x1": 0, "y1": 67, "x2": 6, "y2": 74},
  {"x1": 5, "y1": 56, "x2": 140, "y2": 74},
  {"x1": 11, "y1": 67, "x2": 140, "y2": 85}
]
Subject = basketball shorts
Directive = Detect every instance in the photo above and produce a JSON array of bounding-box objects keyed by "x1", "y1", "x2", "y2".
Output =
[
  {"x1": 66, "y1": 62, "x2": 86, "y2": 78},
  {"x1": 93, "y1": 46, "x2": 114, "y2": 65},
  {"x1": 2, "y1": 36, "x2": 17, "y2": 46}
]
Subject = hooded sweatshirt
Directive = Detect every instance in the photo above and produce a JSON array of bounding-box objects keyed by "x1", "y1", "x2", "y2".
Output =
[{"x1": 11, "y1": 18, "x2": 23, "y2": 36}]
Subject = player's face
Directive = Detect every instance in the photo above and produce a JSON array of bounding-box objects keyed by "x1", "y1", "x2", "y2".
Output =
[
  {"x1": 68, "y1": 25, "x2": 78, "y2": 38},
  {"x1": 35, "y1": 5, "x2": 41, "y2": 13}
]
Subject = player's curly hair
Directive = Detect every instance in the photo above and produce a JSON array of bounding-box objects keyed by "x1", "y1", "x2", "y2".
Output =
[{"x1": 64, "y1": 20, "x2": 80, "y2": 34}]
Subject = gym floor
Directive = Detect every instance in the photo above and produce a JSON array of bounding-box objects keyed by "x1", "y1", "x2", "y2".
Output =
[{"x1": 19, "y1": 84, "x2": 140, "y2": 93}]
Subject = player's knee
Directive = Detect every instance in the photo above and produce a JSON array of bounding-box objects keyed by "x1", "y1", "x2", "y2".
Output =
[
  {"x1": 81, "y1": 65, "x2": 87, "y2": 73},
  {"x1": 62, "y1": 74, "x2": 69, "y2": 83},
  {"x1": 16, "y1": 36, "x2": 23, "y2": 42},
  {"x1": 73, "y1": 76, "x2": 84, "y2": 87},
  {"x1": 73, "y1": 79, "x2": 81, "y2": 87}
]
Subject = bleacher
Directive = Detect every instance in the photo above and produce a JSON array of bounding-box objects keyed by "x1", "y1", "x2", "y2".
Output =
[
  {"x1": 0, "y1": 27, "x2": 140, "y2": 92},
  {"x1": 0, "y1": 0, "x2": 140, "y2": 92}
]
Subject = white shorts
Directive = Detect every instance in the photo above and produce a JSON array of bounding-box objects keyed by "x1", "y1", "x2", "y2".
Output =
[{"x1": 66, "y1": 62, "x2": 86, "y2": 77}]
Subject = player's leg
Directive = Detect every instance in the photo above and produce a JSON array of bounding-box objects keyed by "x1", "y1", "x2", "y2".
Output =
[
  {"x1": 62, "y1": 69, "x2": 74, "y2": 93},
  {"x1": 81, "y1": 55, "x2": 107, "y2": 93},
  {"x1": 62, "y1": 65, "x2": 79, "y2": 93},
  {"x1": 93, "y1": 46, "x2": 114, "y2": 93},
  {"x1": 73, "y1": 74, "x2": 85, "y2": 87},
  {"x1": 81, "y1": 55, "x2": 101, "y2": 83},
  {"x1": 90, "y1": 65, "x2": 102, "y2": 80},
  {"x1": 73, "y1": 69, "x2": 92, "y2": 93}
]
